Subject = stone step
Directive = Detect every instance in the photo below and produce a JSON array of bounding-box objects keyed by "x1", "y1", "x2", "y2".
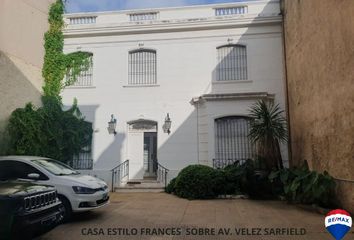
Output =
[
  {"x1": 127, "y1": 179, "x2": 159, "y2": 184},
  {"x1": 114, "y1": 187, "x2": 165, "y2": 193},
  {"x1": 114, "y1": 186, "x2": 165, "y2": 193},
  {"x1": 114, "y1": 179, "x2": 165, "y2": 192}
]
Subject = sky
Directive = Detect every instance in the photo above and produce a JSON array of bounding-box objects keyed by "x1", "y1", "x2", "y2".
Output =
[{"x1": 64, "y1": 0, "x2": 250, "y2": 13}]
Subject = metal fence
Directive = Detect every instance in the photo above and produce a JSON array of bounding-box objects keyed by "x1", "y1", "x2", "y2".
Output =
[
  {"x1": 213, "y1": 158, "x2": 249, "y2": 169},
  {"x1": 68, "y1": 153, "x2": 93, "y2": 170}
]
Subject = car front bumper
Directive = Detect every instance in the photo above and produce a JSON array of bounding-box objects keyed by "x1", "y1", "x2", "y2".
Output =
[
  {"x1": 71, "y1": 190, "x2": 109, "y2": 212},
  {"x1": 11, "y1": 202, "x2": 64, "y2": 237}
]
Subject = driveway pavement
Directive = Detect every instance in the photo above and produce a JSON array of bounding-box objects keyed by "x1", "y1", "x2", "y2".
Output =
[{"x1": 36, "y1": 193, "x2": 353, "y2": 240}]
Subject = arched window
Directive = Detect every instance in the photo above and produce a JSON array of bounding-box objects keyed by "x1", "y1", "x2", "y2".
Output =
[
  {"x1": 214, "y1": 116, "x2": 255, "y2": 167},
  {"x1": 67, "y1": 52, "x2": 93, "y2": 87},
  {"x1": 216, "y1": 44, "x2": 247, "y2": 81},
  {"x1": 128, "y1": 49, "x2": 157, "y2": 85}
]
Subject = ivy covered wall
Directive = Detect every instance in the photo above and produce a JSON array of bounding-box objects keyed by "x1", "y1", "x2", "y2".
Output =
[{"x1": 5, "y1": 0, "x2": 93, "y2": 162}]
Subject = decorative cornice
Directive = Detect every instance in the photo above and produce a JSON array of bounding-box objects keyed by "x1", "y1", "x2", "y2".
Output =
[
  {"x1": 190, "y1": 92, "x2": 275, "y2": 105},
  {"x1": 63, "y1": 0, "x2": 280, "y2": 17},
  {"x1": 63, "y1": 15, "x2": 282, "y2": 38}
]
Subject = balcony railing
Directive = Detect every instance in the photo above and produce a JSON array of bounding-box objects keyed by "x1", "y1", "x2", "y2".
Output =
[
  {"x1": 69, "y1": 16, "x2": 97, "y2": 25},
  {"x1": 212, "y1": 158, "x2": 249, "y2": 169},
  {"x1": 215, "y1": 6, "x2": 248, "y2": 16}
]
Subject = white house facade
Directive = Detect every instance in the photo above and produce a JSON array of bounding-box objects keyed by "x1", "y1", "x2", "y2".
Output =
[{"x1": 62, "y1": 0, "x2": 287, "y2": 189}]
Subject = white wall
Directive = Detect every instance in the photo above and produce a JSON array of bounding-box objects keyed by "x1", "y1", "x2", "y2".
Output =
[{"x1": 62, "y1": 0, "x2": 286, "y2": 179}]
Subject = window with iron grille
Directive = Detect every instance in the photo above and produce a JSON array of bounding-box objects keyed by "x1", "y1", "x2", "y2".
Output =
[
  {"x1": 215, "y1": 6, "x2": 247, "y2": 16},
  {"x1": 66, "y1": 54, "x2": 93, "y2": 87},
  {"x1": 216, "y1": 45, "x2": 247, "y2": 81},
  {"x1": 128, "y1": 49, "x2": 157, "y2": 85},
  {"x1": 214, "y1": 116, "x2": 256, "y2": 163},
  {"x1": 129, "y1": 12, "x2": 158, "y2": 21},
  {"x1": 69, "y1": 145, "x2": 93, "y2": 170}
]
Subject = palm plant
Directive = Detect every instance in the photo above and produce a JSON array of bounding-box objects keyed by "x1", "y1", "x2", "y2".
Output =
[{"x1": 248, "y1": 100, "x2": 288, "y2": 171}]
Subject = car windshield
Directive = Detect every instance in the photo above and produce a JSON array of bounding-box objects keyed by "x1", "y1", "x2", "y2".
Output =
[{"x1": 31, "y1": 159, "x2": 79, "y2": 176}]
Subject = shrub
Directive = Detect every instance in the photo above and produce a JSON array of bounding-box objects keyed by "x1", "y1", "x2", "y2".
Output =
[
  {"x1": 268, "y1": 161, "x2": 336, "y2": 208},
  {"x1": 226, "y1": 160, "x2": 275, "y2": 199},
  {"x1": 174, "y1": 165, "x2": 221, "y2": 199},
  {"x1": 165, "y1": 178, "x2": 177, "y2": 194},
  {"x1": 7, "y1": 99, "x2": 92, "y2": 163},
  {"x1": 220, "y1": 162, "x2": 248, "y2": 195}
]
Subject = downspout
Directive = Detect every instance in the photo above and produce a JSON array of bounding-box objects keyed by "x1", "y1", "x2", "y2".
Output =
[
  {"x1": 280, "y1": 0, "x2": 293, "y2": 167},
  {"x1": 196, "y1": 102, "x2": 200, "y2": 164},
  {"x1": 191, "y1": 97, "x2": 200, "y2": 164},
  {"x1": 196, "y1": 100, "x2": 200, "y2": 164}
]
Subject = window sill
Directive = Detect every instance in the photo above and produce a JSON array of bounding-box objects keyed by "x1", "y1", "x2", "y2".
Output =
[
  {"x1": 123, "y1": 84, "x2": 160, "y2": 88},
  {"x1": 212, "y1": 80, "x2": 252, "y2": 84},
  {"x1": 65, "y1": 86, "x2": 96, "y2": 89}
]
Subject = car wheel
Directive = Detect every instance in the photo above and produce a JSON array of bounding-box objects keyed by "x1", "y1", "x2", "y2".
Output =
[{"x1": 58, "y1": 196, "x2": 72, "y2": 223}]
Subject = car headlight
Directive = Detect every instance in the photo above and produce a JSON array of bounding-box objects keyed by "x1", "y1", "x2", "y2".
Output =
[{"x1": 72, "y1": 186, "x2": 96, "y2": 194}]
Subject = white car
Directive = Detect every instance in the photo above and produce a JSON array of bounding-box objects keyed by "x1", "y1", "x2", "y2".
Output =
[{"x1": 0, "y1": 156, "x2": 109, "y2": 221}]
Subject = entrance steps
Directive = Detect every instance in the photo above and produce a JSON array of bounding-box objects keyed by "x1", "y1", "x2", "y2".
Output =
[{"x1": 114, "y1": 179, "x2": 165, "y2": 193}]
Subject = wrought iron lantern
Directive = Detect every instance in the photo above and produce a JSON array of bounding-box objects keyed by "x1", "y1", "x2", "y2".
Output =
[
  {"x1": 162, "y1": 113, "x2": 171, "y2": 134},
  {"x1": 107, "y1": 114, "x2": 117, "y2": 135}
]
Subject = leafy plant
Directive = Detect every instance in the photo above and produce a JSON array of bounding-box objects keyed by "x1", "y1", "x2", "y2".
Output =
[
  {"x1": 268, "y1": 161, "x2": 336, "y2": 208},
  {"x1": 220, "y1": 163, "x2": 246, "y2": 194},
  {"x1": 249, "y1": 100, "x2": 288, "y2": 170},
  {"x1": 170, "y1": 160, "x2": 277, "y2": 199},
  {"x1": 174, "y1": 165, "x2": 221, "y2": 199},
  {"x1": 42, "y1": 0, "x2": 92, "y2": 101},
  {"x1": 7, "y1": 100, "x2": 92, "y2": 163},
  {"x1": 165, "y1": 178, "x2": 177, "y2": 194}
]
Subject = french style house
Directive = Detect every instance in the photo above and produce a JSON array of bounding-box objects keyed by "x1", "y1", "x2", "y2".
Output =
[{"x1": 62, "y1": 0, "x2": 287, "y2": 189}]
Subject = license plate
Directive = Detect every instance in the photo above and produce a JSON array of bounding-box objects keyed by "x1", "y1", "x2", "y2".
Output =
[{"x1": 41, "y1": 215, "x2": 56, "y2": 225}]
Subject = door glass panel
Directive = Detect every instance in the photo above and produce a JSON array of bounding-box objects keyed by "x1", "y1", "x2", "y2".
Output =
[
  {"x1": 143, "y1": 132, "x2": 157, "y2": 175},
  {"x1": 143, "y1": 137, "x2": 149, "y2": 171}
]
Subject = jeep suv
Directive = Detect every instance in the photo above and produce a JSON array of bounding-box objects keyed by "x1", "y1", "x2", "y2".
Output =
[{"x1": 0, "y1": 180, "x2": 63, "y2": 240}]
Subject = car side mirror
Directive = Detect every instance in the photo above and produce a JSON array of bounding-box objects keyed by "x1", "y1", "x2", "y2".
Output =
[{"x1": 27, "y1": 173, "x2": 40, "y2": 180}]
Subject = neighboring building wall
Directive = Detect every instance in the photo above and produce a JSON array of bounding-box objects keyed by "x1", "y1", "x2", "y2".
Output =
[
  {"x1": 62, "y1": 0, "x2": 287, "y2": 182},
  {"x1": 0, "y1": 0, "x2": 53, "y2": 153},
  {"x1": 283, "y1": 0, "x2": 354, "y2": 213}
]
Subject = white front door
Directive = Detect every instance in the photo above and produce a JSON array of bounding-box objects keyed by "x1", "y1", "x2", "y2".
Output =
[{"x1": 127, "y1": 119, "x2": 158, "y2": 179}]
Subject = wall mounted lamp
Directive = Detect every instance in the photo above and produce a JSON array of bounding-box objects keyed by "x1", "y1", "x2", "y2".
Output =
[
  {"x1": 162, "y1": 113, "x2": 172, "y2": 134},
  {"x1": 107, "y1": 114, "x2": 117, "y2": 135}
]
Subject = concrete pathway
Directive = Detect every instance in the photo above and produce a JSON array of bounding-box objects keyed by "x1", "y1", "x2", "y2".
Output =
[{"x1": 36, "y1": 193, "x2": 353, "y2": 240}]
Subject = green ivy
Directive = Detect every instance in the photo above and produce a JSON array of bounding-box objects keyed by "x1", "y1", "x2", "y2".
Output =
[
  {"x1": 42, "y1": 0, "x2": 91, "y2": 100},
  {"x1": 7, "y1": 101, "x2": 92, "y2": 162}
]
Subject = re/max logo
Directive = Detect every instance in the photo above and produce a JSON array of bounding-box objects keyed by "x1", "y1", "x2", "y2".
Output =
[{"x1": 327, "y1": 217, "x2": 350, "y2": 223}]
